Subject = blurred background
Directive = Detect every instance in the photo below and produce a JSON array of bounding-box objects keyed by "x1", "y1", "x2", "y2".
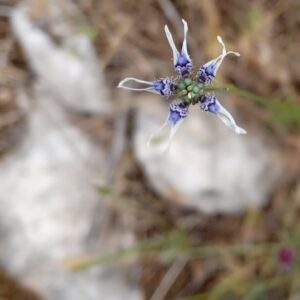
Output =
[{"x1": 0, "y1": 0, "x2": 300, "y2": 299}]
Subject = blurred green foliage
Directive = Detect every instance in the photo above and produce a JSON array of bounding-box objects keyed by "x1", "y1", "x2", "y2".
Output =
[
  {"x1": 67, "y1": 227, "x2": 300, "y2": 299},
  {"x1": 78, "y1": 25, "x2": 99, "y2": 40},
  {"x1": 227, "y1": 85, "x2": 300, "y2": 131}
]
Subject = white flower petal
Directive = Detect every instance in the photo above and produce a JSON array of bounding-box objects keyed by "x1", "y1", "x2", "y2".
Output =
[
  {"x1": 118, "y1": 77, "x2": 157, "y2": 93},
  {"x1": 216, "y1": 102, "x2": 247, "y2": 135},
  {"x1": 213, "y1": 36, "x2": 240, "y2": 74},
  {"x1": 147, "y1": 117, "x2": 185, "y2": 153},
  {"x1": 147, "y1": 100, "x2": 188, "y2": 153},
  {"x1": 201, "y1": 36, "x2": 240, "y2": 79},
  {"x1": 164, "y1": 25, "x2": 180, "y2": 65},
  {"x1": 181, "y1": 19, "x2": 190, "y2": 60}
]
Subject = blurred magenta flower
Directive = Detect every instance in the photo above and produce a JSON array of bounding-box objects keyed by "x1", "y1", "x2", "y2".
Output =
[
  {"x1": 277, "y1": 247, "x2": 296, "y2": 269},
  {"x1": 118, "y1": 19, "x2": 246, "y2": 152}
]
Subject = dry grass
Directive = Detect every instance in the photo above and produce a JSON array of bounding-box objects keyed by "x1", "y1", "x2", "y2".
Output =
[{"x1": 1, "y1": 0, "x2": 300, "y2": 299}]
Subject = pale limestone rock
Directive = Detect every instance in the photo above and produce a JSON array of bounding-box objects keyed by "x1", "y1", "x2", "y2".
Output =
[
  {"x1": 0, "y1": 4, "x2": 142, "y2": 300},
  {"x1": 134, "y1": 95, "x2": 283, "y2": 214}
]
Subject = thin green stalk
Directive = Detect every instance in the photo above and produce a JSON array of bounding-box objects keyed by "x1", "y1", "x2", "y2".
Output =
[
  {"x1": 205, "y1": 84, "x2": 300, "y2": 130},
  {"x1": 69, "y1": 236, "x2": 165, "y2": 270}
]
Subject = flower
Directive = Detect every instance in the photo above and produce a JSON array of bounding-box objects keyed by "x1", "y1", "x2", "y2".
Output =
[
  {"x1": 118, "y1": 77, "x2": 176, "y2": 96},
  {"x1": 164, "y1": 19, "x2": 193, "y2": 77},
  {"x1": 118, "y1": 19, "x2": 246, "y2": 152},
  {"x1": 197, "y1": 36, "x2": 240, "y2": 84},
  {"x1": 277, "y1": 247, "x2": 296, "y2": 270},
  {"x1": 200, "y1": 94, "x2": 246, "y2": 134},
  {"x1": 147, "y1": 100, "x2": 189, "y2": 152}
]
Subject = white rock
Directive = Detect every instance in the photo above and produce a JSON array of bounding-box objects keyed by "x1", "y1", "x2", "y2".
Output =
[
  {"x1": 11, "y1": 5, "x2": 111, "y2": 115},
  {"x1": 134, "y1": 96, "x2": 283, "y2": 214},
  {"x1": 0, "y1": 5, "x2": 142, "y2": 300}
]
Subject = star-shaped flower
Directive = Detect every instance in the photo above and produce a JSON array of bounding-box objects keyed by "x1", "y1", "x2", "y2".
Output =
[{"x1": 118, "y1": 19, "x2": 246, "y2": 152}]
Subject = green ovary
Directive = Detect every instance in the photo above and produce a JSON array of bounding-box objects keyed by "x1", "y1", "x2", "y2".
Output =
[{"x1": 175, "y1": 77, "x2": 204, "y2": 105}]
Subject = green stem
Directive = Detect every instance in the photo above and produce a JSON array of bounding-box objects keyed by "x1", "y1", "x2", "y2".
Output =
[
  {"x1": 69, "y1": 236, "x2": 166, "y2": 270},
  {"x1": 203, "y1": 84, "x2": 274, "y2": 106},
  {"x1": 203, "y1": 86, "x2": 230, "y2": 94},
  {"x1": 224, "y1": 84, "x2": 277, "y2": 107}
]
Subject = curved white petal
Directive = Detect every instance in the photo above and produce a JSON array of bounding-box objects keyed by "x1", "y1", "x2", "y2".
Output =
[
  {"x1": 202, "y1": 36, "x2": 240, "y2": 76},
  {"x1": 181, "y1": 19, "x2": 190, "y2": 60},
  {"x1": 147, "y1": 120, "x2": 169, "y2": 148},
  {"x1": 147, "y1": 101, "x2": 188, "y2": 153},
  {"x1": 216, "y1": 102, "x2": 247, "y2": 135},
  {"x1": 147, "y1": 117, "x2": 185, "y2": 153},
  {"x1": 217, "y1": 35, "x2": 227, "y2": 56},
  {"x1": 213, "y1": 36, "x2": 240, "y2": 74},
  {"x1": 118, "y1": 77, "x2": 157, "y2": 93},
  {"x1": 164, "y1": 25, "x2": 180, "y2": 65}
]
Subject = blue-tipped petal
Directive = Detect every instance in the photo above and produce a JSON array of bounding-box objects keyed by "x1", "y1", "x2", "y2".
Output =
[
  {"x1": 200, "y1": 94, "x2": 246, "y2": 134},
  {"x1": 147, "y1": 100, "x2": 189, "y2": 152},
  {"x1": 198, "y1": 36, "x2": 240, "y2": 84},
  {"x1": 175, "y1": 54, "x2": 193, "y2": 78},
  {"x1": 153, "y1": 77, "x2": 176, "y2": 96},
  {"x1": 118, "y1": 77, "x2": 176, "y2": 96},
  {"x1": 164, "y1": 19, "x2": 193, "y2": 77}
]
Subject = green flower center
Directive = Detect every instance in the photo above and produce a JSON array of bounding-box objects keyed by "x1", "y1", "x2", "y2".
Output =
[{"x1": 175, "y1": 77, "x2": 204, "y2": 105}]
